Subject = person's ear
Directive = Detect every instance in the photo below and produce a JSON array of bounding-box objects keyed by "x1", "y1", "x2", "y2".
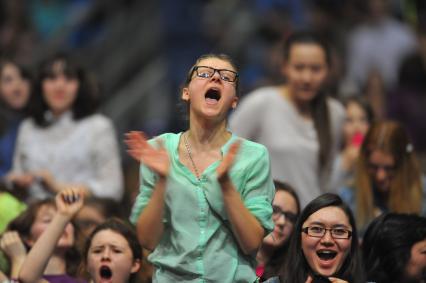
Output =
[
  {"x1": 131, "y1": 258, "x2": 141, "y2": 273},
  {"x1": 280, "y1": 61, "x2": 289, "y2": 78},
  {"x1": 182, "y1": 87, "x2": 190, "y2": 102},
  {"x1": 231, "y1": 96, "x2": 238, "y2": 109}
]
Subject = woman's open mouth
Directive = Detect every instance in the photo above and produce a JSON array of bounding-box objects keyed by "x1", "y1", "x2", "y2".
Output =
[
  {"x1": 205, "y1": 88, "x2": 221, "y2": 104},
  {"x1": 316, "y1": 250, "x2": 337, "y2": 261},
  {"x1": 100, "y1": 265, "x2": 113, "y2": 280}
]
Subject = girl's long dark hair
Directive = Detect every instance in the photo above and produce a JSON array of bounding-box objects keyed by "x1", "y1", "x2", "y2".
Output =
[
  {"x1": 262, "y1": 181, "x2": 301, "y2": 280},
  {"x1": 279, "y1": 193, "x2": 365, "y2": 283},
  {"x1": 362, "y1": 213, "x2": 426, "y2": 283},
  {"x1": 284, "y1": 31, "x2": 332, "y2": 171}
]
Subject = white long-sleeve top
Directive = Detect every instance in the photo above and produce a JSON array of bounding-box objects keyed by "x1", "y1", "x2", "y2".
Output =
[
  {"x1": 12, "y1": 111, "x2": 124, "y2": 201},
  {"x1": 229, "y1": 86, "x2": 345, "y2": 207}
]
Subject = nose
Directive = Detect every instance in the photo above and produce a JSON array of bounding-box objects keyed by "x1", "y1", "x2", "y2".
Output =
[
  {"x1": 210, "y1": 69, "x2": 221, "y2": 81},
  {"x1": 301, "y1": 70, "x2": 313, "y2": 83},
  {"x1": 275, "y1": 214, "x2": 287, "y2": 226},
  {"x1": 375, "y1": 168, "x2": 388, "y2": 182},
  {"x1": 101, "y1": 248, "x2": 111, "y2": 260},
  {"x1": 320, "y1": 230, "x2": 334, "y2": 245}
]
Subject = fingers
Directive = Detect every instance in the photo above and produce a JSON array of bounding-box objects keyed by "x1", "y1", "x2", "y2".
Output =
[
  {"x1": 0, "y1": 231, "x2": 21, "y2": 249},
  {"x1": 125, "y1": 131, "x2": 153, "y2": 161},
  {"x1": 305, "y1": 275, "x2": 313, "y2": 283},
  {"x1": 0, "y1": 231, "x2": 26, "y2": 257},
  {"x1": 228, "y1": 140, "x2": 241, "y2": 157},
  {"x1": 56, "y1": 187, "x2": 85, "y2": 210},
  {"x1": 155, "y1": 138, "x2": 165, "y2": 149},
  {"x1": 221, "y1": 140, "x2": 241, "y2": 167},
  {"x1": 124, "y1": 131, "x2": 148, "y2": 148},
  {"x1": 60, "y1": 187, "x2": 84, "y2": 202},
  {"x1": 328, "y1": 277, "x2": 348, "y2": 283}
]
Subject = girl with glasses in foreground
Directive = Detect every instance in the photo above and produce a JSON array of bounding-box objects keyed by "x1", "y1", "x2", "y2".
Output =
[
  {"x1": 126, "y1": 54, "x2": 275, "y2": 282},
  {"x1": 265, "y1": 193, "x2": 365, "y2": 283}
]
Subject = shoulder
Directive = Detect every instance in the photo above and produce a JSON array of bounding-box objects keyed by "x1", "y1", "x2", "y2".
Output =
[
  {"x1": 82, "y1": 113, "x2": 114, "y2": 128},
  {"x1": 236, "y1": 136, "x2": 269, "y2": 158},
  {"x1": 79, "y1": 114, "x2": 117, "y2": 136},
  {"x1": 326, "y1": 97, "x2": 345, "y2": 120},
  {"x1": 239, "y1": 86, "x2": 281, "y2": 104},
  {"x1": 148, "y1": 132, "x2": 179, "y2": 148},
  {"x1": 326, "y1": 96, "x2": 344, "y2": 112},
  {"x1": 17, "y1": 118, "x2": 38, "y2": 133}
]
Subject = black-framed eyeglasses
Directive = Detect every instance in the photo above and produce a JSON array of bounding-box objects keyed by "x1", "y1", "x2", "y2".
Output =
[
  {"x1": 302, "y1": 226, "x2": 352, "y2": 239},
  {"x1": 272, "y1": 205, "x2": 298, "y2": 223},
  {"x1": 192, "y1": 66, "x2": 238, "y2": 82}
]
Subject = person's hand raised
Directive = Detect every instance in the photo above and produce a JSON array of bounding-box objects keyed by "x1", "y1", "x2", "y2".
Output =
[
  {"x1": 216, "y1": 140, "x2": 241, "y2": 184},
  {"x1": 125, "y1": 131, "x2": 170, "y2": 178},
  {"x1": 55, "y1": 187, "x2": 84, "y2": 219}
]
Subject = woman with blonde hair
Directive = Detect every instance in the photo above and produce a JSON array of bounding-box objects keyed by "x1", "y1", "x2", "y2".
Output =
[{"x1": 340, "y1": 120, "x2": 424, "y2": 233}]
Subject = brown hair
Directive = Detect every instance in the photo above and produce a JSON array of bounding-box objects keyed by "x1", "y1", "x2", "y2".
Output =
[{"x1": 354, "y1": 121, "x2": 423, "y2": 228}]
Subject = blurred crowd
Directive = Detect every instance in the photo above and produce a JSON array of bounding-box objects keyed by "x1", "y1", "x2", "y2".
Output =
[{"x1": 0, "y1": 0, "x2": 426, "y2": 282}]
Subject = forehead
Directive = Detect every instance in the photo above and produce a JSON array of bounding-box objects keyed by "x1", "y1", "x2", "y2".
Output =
[
  {"x1": 347, "y1": 102, "x2": 366, "y2": 116},
  {"x1": 273, "y1": 190, "x2": 298, "y2": 213},
  {"x1": 50, "y1": 60, "x2": 67, "y2": 74},
  {"x1": 1, "y1": 63, "x2": 19, "y2": 75},
  {"x1": 36, "y1": 204, "x2": 56, "y2": 218},
  {"x1": 368, "y1": 149, "x2": 394, "y2": 164},
  {"x1": 304, "y1": 206, "x2": 350, "y2": 227},
  {"x1": 287, "y1": 43, "x2": 327, "y2": 64},
  {"x1": 91, "y1": 229, "x2": 130, "y2": 247},
  {"x1": 196, "y1": 57, "x2": 235, "y2": 71}
]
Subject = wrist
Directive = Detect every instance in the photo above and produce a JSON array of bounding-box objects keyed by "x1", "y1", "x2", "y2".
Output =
[
  {"x1": 10, "y1": 255, "x2": 26, "y2": 263},
  {"x1": 55, "y1": 212, "x2": 73, "y2": 224}
]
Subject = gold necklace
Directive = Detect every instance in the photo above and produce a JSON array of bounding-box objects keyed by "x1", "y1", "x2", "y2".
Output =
[{"x1": 182, "y1": 132, "x2": 201, "y2": 180}]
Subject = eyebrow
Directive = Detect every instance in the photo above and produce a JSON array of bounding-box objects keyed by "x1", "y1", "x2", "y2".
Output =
[{"x1": 308, "y1": 221, "x2": 350, "y2": 229}]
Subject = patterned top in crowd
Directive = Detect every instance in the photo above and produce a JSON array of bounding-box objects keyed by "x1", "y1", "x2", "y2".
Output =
[
  {"x1": 230, "y1": 30, "x2": 345, "y2": 207},
  {"x1": 9, "y1": 54, "x2": 123, "y2": 202},
  {"x1": 127, "y1": 53, "x2": 275, "y2": 282},
  {"x1": 339, "y1": 120, "x2": 425, "y2": 233}
]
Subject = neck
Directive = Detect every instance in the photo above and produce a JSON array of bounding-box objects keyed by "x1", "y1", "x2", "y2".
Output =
[
  {"x1": 44, "y1": 252, "x2": 67, "y2": 275},
  {"x1": 281, "y1": 85, "x2": 312, "y2": 118},
  {"x1": 187, "y1": 117, "x2": 230, "y2": 151}
]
